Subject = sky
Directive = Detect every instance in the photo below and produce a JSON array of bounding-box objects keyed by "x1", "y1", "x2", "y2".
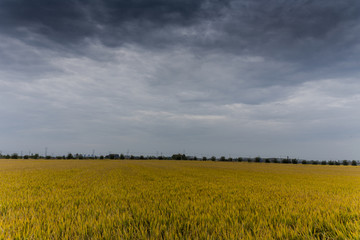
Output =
[{"x1": 1, "y1": 0, "x2": 360, "y2": 160}]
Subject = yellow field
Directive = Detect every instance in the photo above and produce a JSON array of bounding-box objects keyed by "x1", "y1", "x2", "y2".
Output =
[{"x1": 0, "y1": 159, "x2": 360, "y2": 239}]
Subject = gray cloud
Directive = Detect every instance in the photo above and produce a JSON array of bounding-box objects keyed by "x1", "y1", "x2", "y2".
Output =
[
  {"x1": 0, "y1": 0, "x2": 225, "y2": 47},
  {"x1": 1, "y1": 0, "x2": 359, "y2": 85},
  {"x1": 1, "y1": 0, "x2": 359, "y2": 52},
  {"x1": 1, "y1": 1, "x2": 360, "y2": 159}
]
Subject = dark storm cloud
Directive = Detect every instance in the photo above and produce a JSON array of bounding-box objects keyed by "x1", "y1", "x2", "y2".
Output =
[
  {"x1": 224, "y1": 0, "x2": 359, "y2": 41},
  {"x1": 1, "y1": 0, "x2": 359, "y2": 101},
  {"x1": 0, "y1": 0, "x2": 227, "y2": 47},
  {"x1": 1, "y1": 0, "x2": 359, "y2": 84},
  {"x1": 1, "y1": 0, "x2": 358, "y2": 50}
]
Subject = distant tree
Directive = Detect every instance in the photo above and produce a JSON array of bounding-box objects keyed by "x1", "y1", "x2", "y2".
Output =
[
  {"x1": 281, "y1": 158, "x2": 289, "y2": 164},
  {"x1": 335, "y1": 161, "x2": 340, "y2": 166},
  {"x1": 255, "y1": 157, "x2": 261, "y2": 162},
  {"x1": 119, "y1": 154, "x2": 125, "y2": 159},
  {"x1": 238, "y1": 157, "x2": 243, "y2": 162},
  {"x1": 172, "y1": 154, "x2": 187, "y2": 160},
  {"x1": 202, "y1": 157, "x2": 207, "y2": 161},
  {"x1": 210, "y1": 156, "x2": 216, "y2": 161},
  {"x1": 106, "y1": 154, "x2": 115, "y2": 159},
  {"x1": 351, "y1": 160, "x2": 357, "y2": 166},
  {"x1": 247, "y1": 158, "x2": 252, "y2": 162},
  {"x1": 130, "y1": 155, "x2": 135, "y2": 159},
  {"x1": 228, "y1": 157, "x2": 233, "y2": 162},
  {"x1": 302, "y1": 160, "x2": 307, "y2": 164},
  {"x1": 99, "y1": 155, "x2": 104, "y2": 160},
  {"x1": 311, "y1": 160, "x2": 319, "y2": 165},
  {"x1": 273, "y1": 158, "x2": 279, "y2": 163},
  {"x1": 23, "y1": 155, "x2": 29, "y2": 159},
  {"x1": 321, "y1": 160, "x2": 327, "y2": 165},
  {"x1": 45, "y1": 155, "x2": 51, "y2": 159},
  {"x1": 194, "y1": 156, "x2": 198, "y2": 161},
  {"x1": 291, "y1": 159, "x2": 298, "y2": 164},
  {"x1": 328, "y1": 161, "x2": 335, "y2": 165},
  {"x1": 343, "y1": 160, "x2": 349, "y2": 166},
  {"x1": 66, "y1": 153, "x2": 74, "y2": 159},
  {"x1": 220, "y1": 156, "x2": 226, "y2": 161},
  {"x1": 139, "y1": 155, "x2": 145, "y2": 160},
  {"x1": 265, "y1": 158, "x2": 271, "y2": 163},
  {"x1": 11, "y1": 153, "x2": 18, "y2": 159}
]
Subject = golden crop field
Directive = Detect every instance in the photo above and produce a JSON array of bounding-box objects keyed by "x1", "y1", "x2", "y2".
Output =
[{"x1": 0, "y1": 159, "x2": 360, "y2": 239}]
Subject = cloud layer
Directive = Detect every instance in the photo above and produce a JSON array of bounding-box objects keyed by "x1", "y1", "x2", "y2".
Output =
[{"x1": 1, "y1": 0, "x2": 360, "y2": 159}]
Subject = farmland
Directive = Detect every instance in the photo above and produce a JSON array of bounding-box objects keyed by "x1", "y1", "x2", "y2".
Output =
[{"x1": 0, "y1": 159, "x2": 360, "y2": 239}]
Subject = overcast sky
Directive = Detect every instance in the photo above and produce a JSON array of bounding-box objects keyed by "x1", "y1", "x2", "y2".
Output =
[{"x1": 1, "y1": 0, "x2": 360, "y2": 159}]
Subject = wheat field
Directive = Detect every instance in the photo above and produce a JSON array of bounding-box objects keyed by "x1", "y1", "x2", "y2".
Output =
[{"x1": 0, "y1": 159, "x2": 360, "y2": 239}]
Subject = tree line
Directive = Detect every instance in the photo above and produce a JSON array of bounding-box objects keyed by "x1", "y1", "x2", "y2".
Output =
[{"x1": 0, "y1": 152, "x2": 358, "y2": 166}]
